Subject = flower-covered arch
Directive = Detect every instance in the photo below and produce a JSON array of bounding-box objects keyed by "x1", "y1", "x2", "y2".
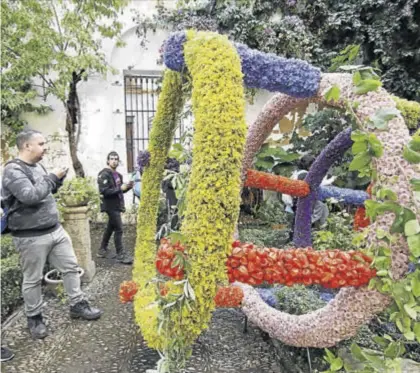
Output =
[{"x1": 131, "y1": 29, "x2": 419, "y2": 367}]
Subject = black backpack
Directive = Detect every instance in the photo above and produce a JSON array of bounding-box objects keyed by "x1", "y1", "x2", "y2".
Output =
[{"x1": 1, "y1": 159, "x2": 46, "y2": 234}]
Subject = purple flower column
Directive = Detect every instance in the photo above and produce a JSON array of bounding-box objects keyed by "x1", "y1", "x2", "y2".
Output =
[
  {"x1": 293, "y1": 128, "x2": 353, "y2": 247},
  {"x1": 163, "y1": 31, "x2": 321, "y2": 98}
]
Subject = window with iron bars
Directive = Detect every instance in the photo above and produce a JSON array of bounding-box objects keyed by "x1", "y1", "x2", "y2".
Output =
[{"x1": 124, "y1": 72, "x2": 185, "y2": 172}]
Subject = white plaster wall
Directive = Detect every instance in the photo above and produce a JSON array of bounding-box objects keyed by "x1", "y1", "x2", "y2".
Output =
[{"x1": 20, "y1": 0, "x2": 276, "y2": 206}]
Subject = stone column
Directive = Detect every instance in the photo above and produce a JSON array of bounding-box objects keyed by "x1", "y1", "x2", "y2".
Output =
[{"x1": 62, "y1": 206, "x2": 96, "y2": 283}]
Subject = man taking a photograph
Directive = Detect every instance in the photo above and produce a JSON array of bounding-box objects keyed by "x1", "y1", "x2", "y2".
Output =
[{"x1": 1, "y1": 129, "x2": 102, "y2": 340}]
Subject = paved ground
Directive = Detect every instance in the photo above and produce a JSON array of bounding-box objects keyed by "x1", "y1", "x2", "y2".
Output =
[{"x1": 1, "y1": 224, "x2": 282, "y2": 373}]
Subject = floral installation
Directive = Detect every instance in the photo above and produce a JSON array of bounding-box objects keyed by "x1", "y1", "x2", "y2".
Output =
[
  {"x1": 163, "y1": 31, "x2": 186, "y2": 72},
  {"x1": 353, "y1": 206, "x2": 370, "y2": 231},
  {"x1": 244, "y1": 169, "x2": 309, "y2": 197},
  {"x1": 214, "y1": 286, "x2": 244, "y2": 308},
  {"x1": 235, "y1": 73, "x2": 417, "y2": 348},
  {"x1": 160, "y1": 30, "x2": 247, "y2": 362},
  {"x1": 256, "y1": 288, "x2": 278, "y2": 308},
  {"x1": 156, "y1": 240, "x2": 376, "y2": 289},
  {"x1": 238, "y1": 283, "x2": 386, "y2": 348},
  {"x1": 317, "y1": 185, "x2": 368, "y2": 206},
  {"x1": 163, "y1": 31, "x2": 321, "y2": 98},
  {"x1": 240, "y1": 94, "x2": 306, "y2": 183},
  {"x1": 119, "y1": 280, "x2": 138, "y2": 303},
  {"x1": 244, "y1": 169, "x2": 369, "y2": 205},
  {"x1": 137, "y1": 150, "x2": 180, "y2": 174},
  {"x1": 133, "y1": 69, "x2": 185, "y2": 350},
  {"x1": 294, "y1": 128, "x2": 353, "y2": 247},
  {"x1": 134, "y1": 28, "x2": 419, "y2": 368},
  {"x1": 136, "y1": 150, "x2": 150, "y2": 174}
]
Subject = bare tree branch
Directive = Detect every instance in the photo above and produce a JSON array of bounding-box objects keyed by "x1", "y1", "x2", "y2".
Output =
[{"x1": 50, "y1": 0, "x2": 65, "y2": 51}]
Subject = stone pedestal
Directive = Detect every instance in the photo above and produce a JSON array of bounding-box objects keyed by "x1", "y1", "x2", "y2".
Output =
[{"x1": 62, "y1": 206, "x2": 96, "y2": 283}]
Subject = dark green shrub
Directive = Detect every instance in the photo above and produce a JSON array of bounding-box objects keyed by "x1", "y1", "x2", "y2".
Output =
[
  {"x1": 275, "y1": 285, "x2": 327, "y2": 315},
  {"x1": 239, "y1": 227, "x2": 290, "y2": 248},
  {"x1": 1, "y1": 234, "x2": 16, "y2": 259},
  {"x1": 313, "y1": 211, "x2": 357, "y2": 251},
  {"x1": 1, "y1": 253, "x2": 22, "y2": 320}
]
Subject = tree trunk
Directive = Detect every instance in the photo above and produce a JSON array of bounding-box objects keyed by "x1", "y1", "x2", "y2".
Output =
[{"x1": 65, "y1": 70, "x2": 85, "y2": 178}]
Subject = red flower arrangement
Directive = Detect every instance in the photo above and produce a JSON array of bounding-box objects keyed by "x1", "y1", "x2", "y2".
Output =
[
  {"x1": 214, "y1": 286, "x2": 244, "y2": 308},
  {"x1": 353, "y1": 206, "x2": 370, "y2": 231},
  {"x1": 244, "y1": 169, "x2": 310, "y2": 197},
  {"x1": 156, "y1": 240, "x2": 376, "y2": 289},
  {"x1": 119, "y1": 280, "x2": 138, "y2": 303},
  {"x1": 155, "y1": 238, "x2": 185, "y2": 280}
]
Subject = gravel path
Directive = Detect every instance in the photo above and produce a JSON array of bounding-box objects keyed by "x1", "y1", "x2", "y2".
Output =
[{"x1": 1, "y1": 224, "x2": 282, "y2": 373}]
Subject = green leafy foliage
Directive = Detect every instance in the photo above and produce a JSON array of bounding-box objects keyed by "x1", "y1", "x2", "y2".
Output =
[
  {"x1": 324, "y1": 85, "x2": 341, "y2": 103},
  {"x1": 1, "y1": 234, "x2": 16, "y2": 259},
  {"x1": 275, "y1": 285, "x2": 327, "y2": 315},
  {"x1": 393, "y1": 96, "x2": 420, "y2": 131},
  {"x1": 136, "y1": 0, "x2": 420, "y2": 100},
  {"x1": 313, "y1": 212, "x2": 357, "y2": 251},
  {"x1": 1, "y1": 253, "x2": 22, "y2": 319},
  {"x1": 255, "y1": 144, "x2": 300, "y2": 176},
  {"x1": 288, "y1": 108, "x2": 368, "y2": 188},
  {"x1": 1, "y1": 0, "x2": 127, "y2": 173},
  {"x1": 369, "y1": 108, "x2": 401, "y2": 131},
  {"x1": 403, "y1": 132, "x2": 420, "y2": 164},
  {"x1": 56, "y1": 177, "x2": 100, "y2": 217},
  {"x1": 349, "y1": 131, "x2": 383, "y2": 178},
  {"x1": 239, "y1": 227, "x2": 290, "y2": 248}
]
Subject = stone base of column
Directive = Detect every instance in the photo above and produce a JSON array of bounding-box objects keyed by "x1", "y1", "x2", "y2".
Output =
[{"x1": 62, "y1": 205, "x2": 96, "y2": 283}]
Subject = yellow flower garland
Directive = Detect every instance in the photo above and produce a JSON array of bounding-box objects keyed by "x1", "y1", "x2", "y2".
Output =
[
  {"x1": 133, "y1": 69, "x2": 184, "y2": 349},
  {"x1": 166, "y1": 30, "x2": 247, "y2": 347},
  {"x1": 133, "y1": 30, "x2": 247, "y2": 363}
]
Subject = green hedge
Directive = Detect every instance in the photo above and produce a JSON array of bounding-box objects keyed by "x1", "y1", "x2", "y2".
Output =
[
  {"x1": 1, "y1": 235, "x2": 16, "y2": 259},
  {"x1": 1, "y1": 253, "x2": 22, "y2": 320},
  {"x1": 239, "y1": 227, "x2": 290, "y2": 248}
]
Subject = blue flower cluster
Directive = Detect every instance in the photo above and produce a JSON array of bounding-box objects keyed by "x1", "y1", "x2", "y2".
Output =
[
  {"x1": 235, "y1": 43, "x2": 320, "y2": 98},
  {"x1": 137, "y1": 150, "x2": 181, "y2": 174},
  {"x1": 137, "y1": 150, "x2": 151, "y2": 174},
  {"x1": 318, "y1": 186, "x2": 368, "y2": 206},
  {"x1": 163, "y1": 32, "x2": 187, "y2": 72},
  {"x1": 256, "y1": 288, "x2": 278, "y2": 308},
  {"x1": 319, "y1": 292, "x2": 334, "y2": 302},
  {"x1": 163, "y1": 31, "x2": 321, "y2": 98}
]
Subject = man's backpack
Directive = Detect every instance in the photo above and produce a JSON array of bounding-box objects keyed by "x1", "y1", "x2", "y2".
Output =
[{"x1": 1, "y1": 159, "x2": 45, "y2": 234}]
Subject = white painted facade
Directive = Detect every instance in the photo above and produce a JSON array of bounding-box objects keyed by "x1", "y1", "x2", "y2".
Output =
[{"x1": 19, "y1": 0, "x2": 276, "y2": 206}]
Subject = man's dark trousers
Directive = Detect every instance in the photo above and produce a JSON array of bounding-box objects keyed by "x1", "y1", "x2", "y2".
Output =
[{"x1": 100, "y1": 210, "x2": 123, "y2": 254}]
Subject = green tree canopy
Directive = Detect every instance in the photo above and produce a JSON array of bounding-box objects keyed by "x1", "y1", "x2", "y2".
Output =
[
  {"x1": 136, "y1": 0, "x2": 420, "y2": 101},
  {"x1": 1, "y1": 0, "x2": 127, "y2": 175}
]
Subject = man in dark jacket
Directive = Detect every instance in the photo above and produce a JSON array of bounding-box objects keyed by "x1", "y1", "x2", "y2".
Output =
[
  {"x1": 1, "y1": 130, "x2": 102, "y2": 340},
  {"x1": 97, "y1": 151, "x2": 133, "y2": 264}
]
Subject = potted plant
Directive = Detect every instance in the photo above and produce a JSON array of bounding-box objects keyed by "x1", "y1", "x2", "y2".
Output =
[
  {"x1": 56, "y1": 177, "x2": 99, "y2": 208},
  {"x1": 44, "y1": 267, "x2": 85, "y2": 299}
]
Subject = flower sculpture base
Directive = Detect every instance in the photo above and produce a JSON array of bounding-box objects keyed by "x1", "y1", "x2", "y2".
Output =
[{"x1": 156, "y1": 239, "x2": 376, "y2": 289}]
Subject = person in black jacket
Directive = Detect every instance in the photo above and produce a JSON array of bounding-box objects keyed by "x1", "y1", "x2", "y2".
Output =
[{"x1": 97, "y1": 151, "x2": 133, "y2": 264}]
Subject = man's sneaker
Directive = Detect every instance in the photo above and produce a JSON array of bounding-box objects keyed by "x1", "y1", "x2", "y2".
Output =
[
  {"x1": 70, "y1": 300, "x2": 102, "y2": 320},
  {"x1": 97, "y1": 248, "x2": 117, "y2": 259},
  {"x1": 27, "y1": 314, "x2": 48, "y2": 339},
  {"x1": 0, "y1": 347, "x2": 14, "y2": 362},
  {"x1": 96, "y1": 248, "x2": 107, "y2": 258},
  {"x1": 116, "y1": 252, "x2": 133, "y2": 265}
]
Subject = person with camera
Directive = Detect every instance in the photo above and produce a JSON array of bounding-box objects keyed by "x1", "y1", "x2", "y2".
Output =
[
  {"x1": 1, "y1": 130, "x2": 102, "y2": 340},
  {"x1": 97, "y1": 151, "x2": 133, "y2": 264}
]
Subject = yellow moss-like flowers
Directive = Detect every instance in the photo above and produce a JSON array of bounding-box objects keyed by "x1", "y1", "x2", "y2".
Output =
[
  {"x1": 168, "y1": 30, "x2": 247, "y2": 348},
  {"x1": 133, "y1": 69, "x2": 184, "y2": 349},
  {"x1": 393, "y1": 96, "x2": 420, "y2": 130}
]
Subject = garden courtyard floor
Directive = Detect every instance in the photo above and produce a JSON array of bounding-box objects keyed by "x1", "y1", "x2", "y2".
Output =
[{"x1": 1, "y1": 224, "x2": 283, "y2": 373}]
